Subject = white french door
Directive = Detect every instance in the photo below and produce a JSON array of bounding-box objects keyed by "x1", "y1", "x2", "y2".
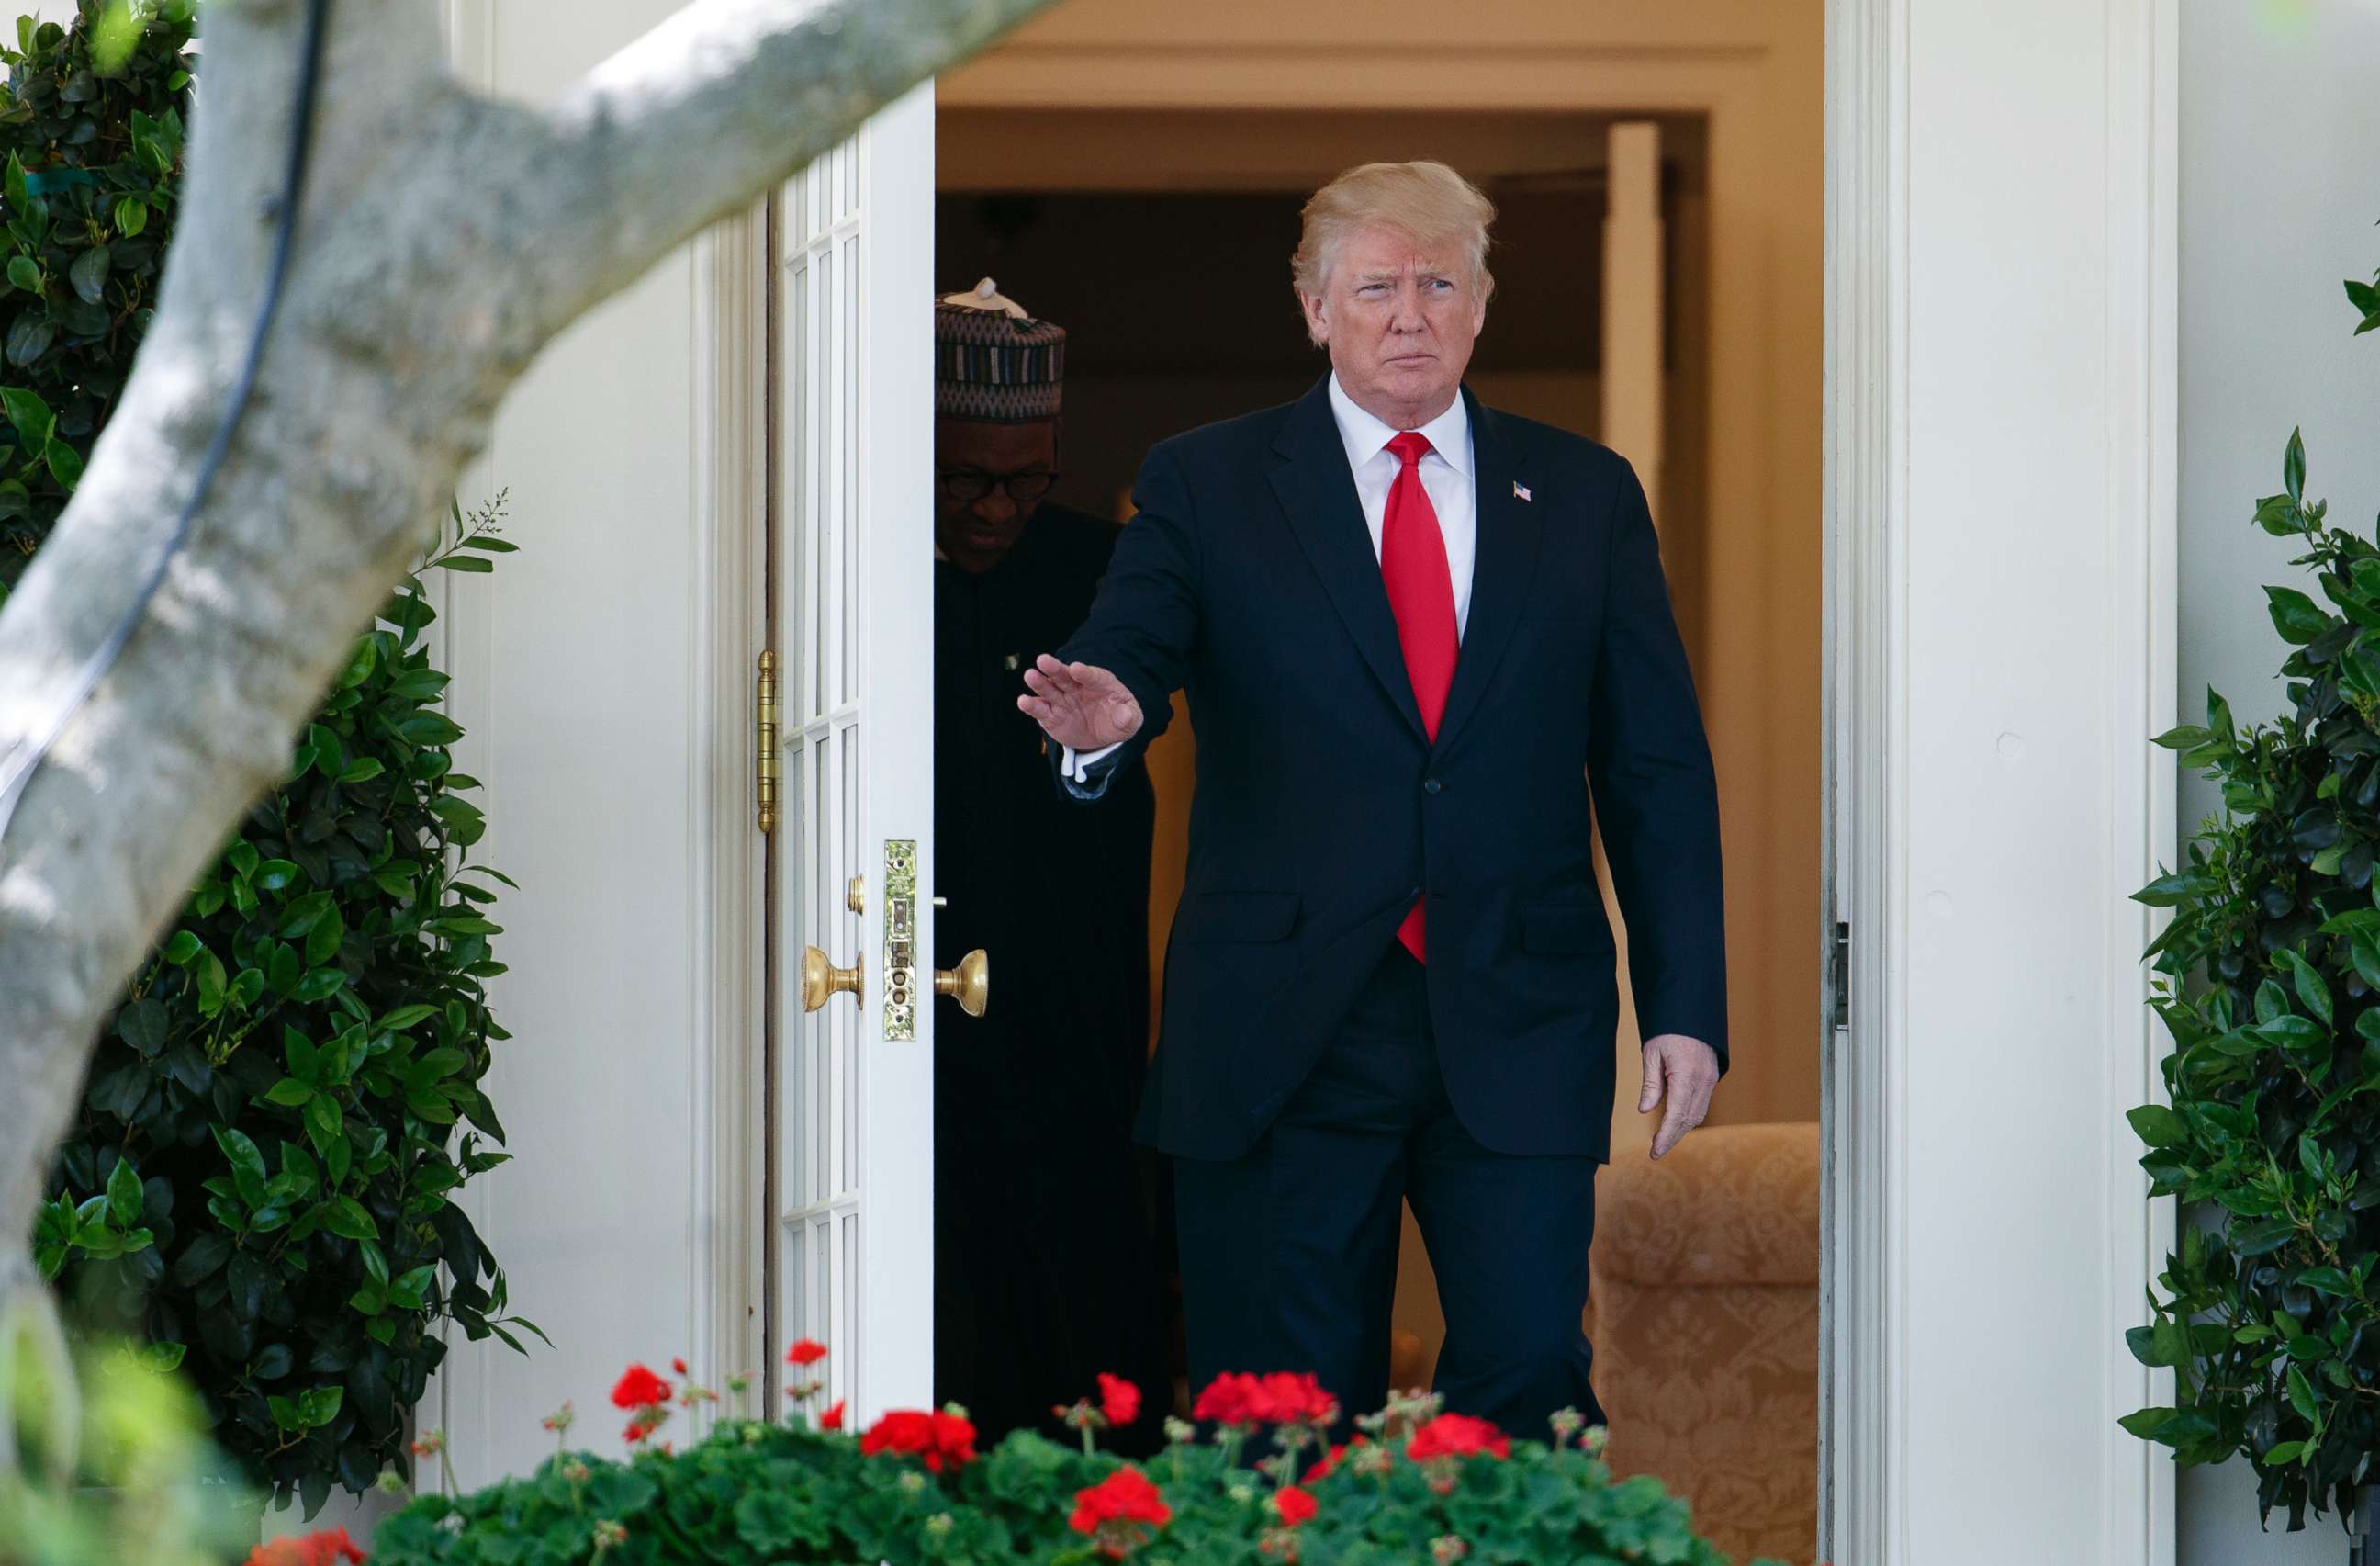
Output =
[{"x1": 770, "y1": 83, "x2": 937, "y2": 1421}]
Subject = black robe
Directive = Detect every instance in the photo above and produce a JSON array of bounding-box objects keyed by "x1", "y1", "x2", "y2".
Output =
[{"x1": 930, "y1": 501, "x2": 1170, "y2": 1449}]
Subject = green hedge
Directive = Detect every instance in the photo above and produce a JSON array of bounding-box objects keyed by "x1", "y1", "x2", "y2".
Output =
[{"x1": 0, "y1": 0, "x2": 192, "y2": 601}]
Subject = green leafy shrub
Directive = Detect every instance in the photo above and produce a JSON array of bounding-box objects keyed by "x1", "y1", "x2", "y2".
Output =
[
  {"x1": 4, "y1": 3, "x2": 538, "y2": 1514},
  {"x1": 0, "y1": 0, "x2": 193, "y2": 599},
  {"x1": 38, "y1": 498, "x2": 540, "y2": 1516},
  {"x1": 2124, "y1": 262, "x2": 2380, "y2": 1529},
  {"x1": 369, "y1": 1365, "x2": 1781, "y2": 1566}
]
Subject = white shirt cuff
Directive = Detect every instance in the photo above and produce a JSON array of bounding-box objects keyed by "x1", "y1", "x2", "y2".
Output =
[{"x1": 1061, "y1": 741, "x2": 1125, "y2": 782}]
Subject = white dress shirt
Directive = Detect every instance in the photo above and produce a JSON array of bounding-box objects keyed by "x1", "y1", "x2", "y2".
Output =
[
  {"x1": 1322, "y1": 371, "x2": 1477, "y2": 637},
  {"x1": 1061, "y1": 374, "x2": 1476, "y2": 782}
]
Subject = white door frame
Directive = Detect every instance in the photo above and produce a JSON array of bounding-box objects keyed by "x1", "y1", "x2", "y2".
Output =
[
  {"x1": 686, "y1": 200, "x2": 772, "y2": 1420},
  {"x1": 1824, "y1": 0, "x2": 2178, "y2": 1561}
]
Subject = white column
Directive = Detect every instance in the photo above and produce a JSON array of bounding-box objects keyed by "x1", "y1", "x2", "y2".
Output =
[
  {"x1": 1827, "y1": 0, "x2": 2178, "y2": 1561},
  {"x1": 1600, "y1": 121, "x2": 1665, "y2": 528}
]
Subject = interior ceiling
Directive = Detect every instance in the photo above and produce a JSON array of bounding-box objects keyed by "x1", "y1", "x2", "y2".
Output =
[{"x1": 937, "y1": 107, "x2": 1708, "y2": 194}]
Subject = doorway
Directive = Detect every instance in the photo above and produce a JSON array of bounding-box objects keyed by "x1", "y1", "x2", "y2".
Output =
[{"x1": 932, "y1": 95, "x2": 1824, "y2": 1566}]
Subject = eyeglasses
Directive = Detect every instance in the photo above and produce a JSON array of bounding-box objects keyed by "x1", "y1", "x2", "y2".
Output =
[{"x1": 937, "y1": 468, "x2": 1060, "y2": 504}]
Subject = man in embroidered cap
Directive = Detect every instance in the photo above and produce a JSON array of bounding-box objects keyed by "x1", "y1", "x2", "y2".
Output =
[{"x1": 929, "y1": 279, "x2": 1170, "y2": 1450}]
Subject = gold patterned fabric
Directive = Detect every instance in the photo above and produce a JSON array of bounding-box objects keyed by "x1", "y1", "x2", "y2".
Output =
[{"x1": 1589, "y1": 1121, "x2": 1821, "y2": 1566}]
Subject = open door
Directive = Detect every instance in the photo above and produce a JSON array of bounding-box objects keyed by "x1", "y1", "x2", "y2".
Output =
[{"x1": 769, "y1": 83, "x2": 937, "y2": 1421}]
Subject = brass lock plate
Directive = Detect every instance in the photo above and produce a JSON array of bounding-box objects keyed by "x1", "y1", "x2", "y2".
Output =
[{"x1": 883, "y1": 839, "x2": 917, "y2": 1040}]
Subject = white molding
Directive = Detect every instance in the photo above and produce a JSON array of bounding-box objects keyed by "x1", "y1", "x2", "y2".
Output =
[
  {"x1": 938, "y1": 45, "x2": 1764, "y2": 113},
  {"x1": 2107, "y1": 2, "x2": 2182, "y2": 1560},
  {"x1": 686, "y1": 201, "x2": 772, "y2": 1417},
  {"x1": 1820, "y1": 0, "x2": 1903, "y2": 1552},
  {"x1": 438, "y1": 0, "x2": 493, "y2": 90},
  {"x1": 1825, "y1": 0, "x2": 2177, "y2": 1559}
]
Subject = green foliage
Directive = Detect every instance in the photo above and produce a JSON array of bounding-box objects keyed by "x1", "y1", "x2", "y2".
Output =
[
  {"x1": 367, "y1": 1412, "x2": 1779, "y2": 1566},
  {"x1": 0, "y1": 1316, "x2": 259, "y2": 1566},
  {"x1": 0, "y1": 0, "x2": 194, "y2": 601},
  {"x1": 2126, "y1": 258, "x2": 2380, "y2": 1530},
  {"x1": 38, "y1": 500, "x2": 539, "y2": 1518}
]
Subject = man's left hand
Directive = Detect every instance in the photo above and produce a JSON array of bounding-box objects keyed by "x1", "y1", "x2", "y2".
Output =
[{"x1": 1637, "y1": 1034, "x2": 1721, "y2": 1159}]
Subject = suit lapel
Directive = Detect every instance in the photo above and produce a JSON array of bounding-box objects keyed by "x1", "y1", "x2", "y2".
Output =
[
  {"x1": 1268, "y1": 379, "x2": 1429, "y2": 742},
  {"x1": 1434, "y1": 389, "x2": 1543, "y2": 757}
]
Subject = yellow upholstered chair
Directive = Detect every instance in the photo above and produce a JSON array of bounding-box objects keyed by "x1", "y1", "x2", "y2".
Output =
[{"x1": 1589, "y1": 1121, "x2": 1822, "y2": 1566}]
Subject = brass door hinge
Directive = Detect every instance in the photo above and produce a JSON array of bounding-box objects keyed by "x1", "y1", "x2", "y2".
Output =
[{"x1": 756, "y1": 649, "x2": 780, "y2": 834}]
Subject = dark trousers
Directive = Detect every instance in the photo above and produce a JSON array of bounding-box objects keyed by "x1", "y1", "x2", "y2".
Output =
[{"x1": 1171, "y1": 941, "x2": 1607, "y2": 1441}]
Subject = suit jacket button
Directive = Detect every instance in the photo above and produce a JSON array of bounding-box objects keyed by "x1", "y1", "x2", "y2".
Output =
[{"x1": 1423, "y1": 778, "x2": 1443, "y2": 794}]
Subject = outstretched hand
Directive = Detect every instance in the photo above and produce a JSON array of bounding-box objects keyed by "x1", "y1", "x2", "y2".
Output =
[
  {"x1": 1017, "y1": 654, "x2": 1145, "y2": 752},
  {"x1": 1638, "y1": 1033, "x2": 1721, "y2": 1159}
]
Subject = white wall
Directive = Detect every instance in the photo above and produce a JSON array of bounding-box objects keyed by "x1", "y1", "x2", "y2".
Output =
[
  {"x1": 2176, "y1": 1, "x2": 2380, "y2": 1561},
  {"x1": 424, "y1": 0, "x2": 742, "y2": 1495}
]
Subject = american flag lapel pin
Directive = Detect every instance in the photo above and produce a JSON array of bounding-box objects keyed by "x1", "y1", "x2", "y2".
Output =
[{"x1": 1512, "y1": 480, "x2": 1532, "y2": 502}]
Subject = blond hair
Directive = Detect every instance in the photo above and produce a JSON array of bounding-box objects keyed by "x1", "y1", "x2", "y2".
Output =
[{"x1": 1291, "y1": 161, "x2": 1498, "y2": 304}]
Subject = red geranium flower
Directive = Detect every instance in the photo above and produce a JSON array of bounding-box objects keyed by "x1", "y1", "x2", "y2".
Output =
[
  {"x1": 1192, "y1": 1371, "x2": 1256, "y2": 1425},
  {"x1": 1190, "y1": 1373, "x2": 1238, "y2": 1424},
  {"x1": 859, "y1": 1408, "x2": 978, "y2": 1472},
  {"x1": 786, "y1": 1337, "x2": 829, "y2": 1366},
  {"x1": 1098, "y1": 1372, "x2": 1141, "y2": 1426},
  {"x1": 1405, "y1": 1412, "x2": 1510, "y2": 1462},
  {"x1": 671, "y1": 1358, "x2": 688, "y2": 1375},
  {"x1": 1250, "y1": 1372, "x2": 1337, "y2": 1425},
  {"x1": 1273, "y1": 1485, "x2": 1319, "y2": 1527},
  {"x1": 1193, "y1": 1370, "x2": 1340, "y2": 1427},
  {"x1": 610, "y1": 1363, "x2": 671, "y2": 1410},
  {"x1": 245, "y1": 1528, "x2": 365, "y2": 1566},
  {"x1": 930, "y1": 1410, "x2": 978, "y2": 1468},
  {"x1": 1070, "y1": 1465, "x2": 1173, "y2": 1557},
  {"x1": 819, "y1": 1398, "x2": 846, "y2": 1430}
]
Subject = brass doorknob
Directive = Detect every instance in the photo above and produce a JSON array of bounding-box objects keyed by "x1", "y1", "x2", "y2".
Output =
[
  {"x1": 801, "y1": 946, "x2": 864, "y2": 1011},
  {"x1": 934, "y1": 950, "x2": 990, "y2": 1018}
]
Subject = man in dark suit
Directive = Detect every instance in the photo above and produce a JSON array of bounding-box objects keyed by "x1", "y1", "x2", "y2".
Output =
[{"x1": 1016, "y1": 162, "x2": 1726, "y2": 1438}]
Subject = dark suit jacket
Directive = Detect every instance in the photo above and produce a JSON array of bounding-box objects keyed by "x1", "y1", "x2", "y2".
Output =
[{"x1": 1054, "y1": 377, "x2": 1726, "y2": 1162}]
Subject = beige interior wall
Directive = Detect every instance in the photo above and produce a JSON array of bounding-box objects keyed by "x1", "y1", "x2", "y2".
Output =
[{"x1": 942, "y1": 0, "x2": 1823, "y2": 1386}]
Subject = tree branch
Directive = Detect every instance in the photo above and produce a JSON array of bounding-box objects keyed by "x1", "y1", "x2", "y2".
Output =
[{"x1": 501, "y1": 0, "x2": 1052, "y2": 343}]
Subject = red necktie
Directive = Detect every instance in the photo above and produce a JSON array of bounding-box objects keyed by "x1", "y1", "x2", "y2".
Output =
[{"x1": 1381, "y1": 430, "x2": 1458, "y2": 962}]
